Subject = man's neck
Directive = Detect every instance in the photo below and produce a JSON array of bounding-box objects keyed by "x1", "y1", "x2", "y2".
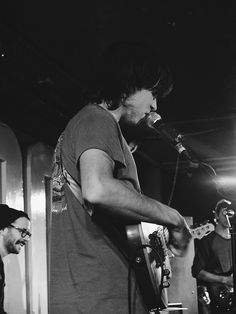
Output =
[
  {"x1": 215, "y1": 224, "x2": 231, "y2": 239},
  {"x1": 98, "y1": 101, "x2": 122, "y2": 122}
]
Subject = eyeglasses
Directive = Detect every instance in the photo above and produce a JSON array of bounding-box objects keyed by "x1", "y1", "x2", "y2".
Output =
[{"x1": 9, "y1": 224, "x2": 32, "y2": 238}]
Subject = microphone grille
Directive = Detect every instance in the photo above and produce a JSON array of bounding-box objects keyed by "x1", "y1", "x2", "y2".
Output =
[{"x1": 145, "y1": 112, "x2": 162, "y2": 128}]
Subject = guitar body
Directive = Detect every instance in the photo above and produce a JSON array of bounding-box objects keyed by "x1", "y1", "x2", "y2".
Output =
[
  {"x1": 126, "y1": 222, "x2": 171, "y2": 311},
  {"x1": 126, "y1": 221, "x2": 214, "y2": 312},
  {"x1": 208, "y1": 272, "x2": 234, "y2": 312}
]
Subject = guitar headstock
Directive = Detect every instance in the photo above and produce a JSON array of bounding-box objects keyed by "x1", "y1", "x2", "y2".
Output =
[{"x1": 191, "y1": 222, "x2": 215, "y2": 240}]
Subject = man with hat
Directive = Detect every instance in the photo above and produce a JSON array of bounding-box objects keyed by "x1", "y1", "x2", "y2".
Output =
[
  {"x1": 0, "y1": 204, "x2": 31, "y2": 314},
  {"x1": 192, "y1": 199, "x2": 234, "y2": 313}
]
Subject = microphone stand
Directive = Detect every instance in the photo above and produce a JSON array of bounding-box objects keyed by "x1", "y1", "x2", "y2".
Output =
[{"x1": 225, "y1": 213, "x2": 236, "y2": 311}]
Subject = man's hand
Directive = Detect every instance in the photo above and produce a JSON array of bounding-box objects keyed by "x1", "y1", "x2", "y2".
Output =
[
  {"x1": 223, "y1": 274, "x2": 233, "y2": 288},
  {"x1": 168, "y1": 222, "x2": 192, "y2": 257}
]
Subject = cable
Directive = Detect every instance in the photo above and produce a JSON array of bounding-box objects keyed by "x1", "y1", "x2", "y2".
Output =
[{"x1": 168, "y1": 155, "x2": 180, "y2": 206}]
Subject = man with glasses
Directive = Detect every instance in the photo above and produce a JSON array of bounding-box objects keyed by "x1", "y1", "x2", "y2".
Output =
[{"x1": 0, "y1": 204, "x2": 31, "y2": 314}]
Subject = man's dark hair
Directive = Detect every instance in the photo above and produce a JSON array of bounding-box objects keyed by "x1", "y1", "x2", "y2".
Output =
[
  {"x1": 0, "y1": 204, "x2": 30, "y2": 230},
  {"x1": 89, "y1": 41, "x2": 173, "y2": 109}
]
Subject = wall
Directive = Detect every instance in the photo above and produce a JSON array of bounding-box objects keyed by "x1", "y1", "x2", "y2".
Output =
[
  {"x1": 0, "y1": 122, "x2": 53, "y2": 314},
  {"x1": 0, "y1": 122, "x2": 26, "y2": 313}
]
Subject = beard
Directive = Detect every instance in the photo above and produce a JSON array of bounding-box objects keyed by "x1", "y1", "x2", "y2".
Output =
[{"x1": 6, "y1": 239, "x2": 24, "y2": 254}]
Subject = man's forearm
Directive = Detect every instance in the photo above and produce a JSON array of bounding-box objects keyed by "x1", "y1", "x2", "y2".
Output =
[{"x1": 198, "y1": 269, "x2": 229, "y2": 285}]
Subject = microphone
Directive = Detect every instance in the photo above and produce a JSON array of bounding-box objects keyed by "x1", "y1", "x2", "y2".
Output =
[
  {"x1": 145, "y1": 112, "x2": 197, "y2": 162},
  {"x1": 215, "y1": 199, "x2": 235, "y2": 218},
  {"x1": 222, "y1": 208, "x2": 235, "y2": 218}
]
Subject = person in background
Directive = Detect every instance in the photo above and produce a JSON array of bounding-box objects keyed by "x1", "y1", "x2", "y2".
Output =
[
  {"x1": 0, "y1": 204, "x2": 31, "y2": 314},
  {"x1": 50, "y1": 41, "x2": 192, "y2": 314},
  {"x1": 192, "y1": 199, "x2": 234, "y2": 314}
]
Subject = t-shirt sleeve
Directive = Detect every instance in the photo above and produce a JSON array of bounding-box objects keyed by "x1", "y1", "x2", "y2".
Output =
[{"x1": 72, "y1": 108, "x2": 126, "y2": 168}]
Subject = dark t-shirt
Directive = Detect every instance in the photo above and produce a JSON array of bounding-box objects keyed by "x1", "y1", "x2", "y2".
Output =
[
  {"x1": 192, "y1": 231, "x2": 232, "y2": 279},
  {"x1": 0, "y1": 257, "x2": 6, "y2": 314},
  {"x1": 50, "y1": 104, "x2": 148, "y2": 313}
]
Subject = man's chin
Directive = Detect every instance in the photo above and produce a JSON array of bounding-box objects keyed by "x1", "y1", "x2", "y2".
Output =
[
  {"x1": 14, "y1": 244, "x2": 23, "y2": 254},
  {"x1": 120, "y1": 115, "x2": 140, "y2": 126}
]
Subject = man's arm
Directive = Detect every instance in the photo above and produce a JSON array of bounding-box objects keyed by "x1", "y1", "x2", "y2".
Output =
[
  {"x1": 198, "y1": 269, "x2": 233, "y2": 287},
  {"x1": 79, "y1": 148, "x2": 191, "y2": 256}
]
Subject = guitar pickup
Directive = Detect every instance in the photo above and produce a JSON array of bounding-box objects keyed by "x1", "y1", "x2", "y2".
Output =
[{"x1": 162, "y1": 281, "x2": 170, "y2": 289}]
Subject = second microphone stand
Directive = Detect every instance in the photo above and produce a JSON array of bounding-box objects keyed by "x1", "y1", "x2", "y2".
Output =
[{"x1": 225, "y1": 213, "x2": 236, "y2": 312}]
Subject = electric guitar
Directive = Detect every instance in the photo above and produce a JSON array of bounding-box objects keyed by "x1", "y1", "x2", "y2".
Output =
[
  {"x1": 126, "y1": 221, "x2": 214, "y2": 312},
  {"x1": 207, "y1": 270, "x2": 234, "y2": 312}
]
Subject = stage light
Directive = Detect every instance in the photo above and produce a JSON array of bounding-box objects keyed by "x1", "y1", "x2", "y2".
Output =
[{"x1": 215, "y1": 175, "x2": 236, "y2": 200}]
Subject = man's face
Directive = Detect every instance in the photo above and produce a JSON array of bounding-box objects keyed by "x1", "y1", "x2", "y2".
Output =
[
  {"x1": 120, "y1": 89, "x2": 157, "y2": 125},
  {"x1": 4, "y1": 217, "x2": 31, "y2": 254},
  {"x1": 216, "y1": 208, "x2": 230, "y2": 228}
]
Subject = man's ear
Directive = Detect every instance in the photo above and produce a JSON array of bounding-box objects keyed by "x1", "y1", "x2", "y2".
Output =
[{"x1": 0, "y1": 227, "x2": 8, "y2": 236}]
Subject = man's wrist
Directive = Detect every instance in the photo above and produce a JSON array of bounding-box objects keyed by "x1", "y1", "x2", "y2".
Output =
[{"x1": 220, "y1": 276, "x2": 227, "y2": 284}]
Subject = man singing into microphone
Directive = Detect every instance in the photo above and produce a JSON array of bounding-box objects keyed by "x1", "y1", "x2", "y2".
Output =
[
  {"x1": 50, "y1": 41, "x2": 191, "y2": 314},
  {"x1": 192, "y1": 199, "x2": 234, "y2": 314}
]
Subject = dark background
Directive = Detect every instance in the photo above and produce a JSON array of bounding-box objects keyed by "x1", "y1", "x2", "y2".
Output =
[{"x1": 1, "y1": 0, "x2": 236, "y2": 223}]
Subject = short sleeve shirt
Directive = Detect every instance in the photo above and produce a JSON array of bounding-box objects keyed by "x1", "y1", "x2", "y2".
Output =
[
  {"x1": 192, "y1": 231, "x2": 232, "y2": 279},
  {"x1": 50, "y1": 104, "x2": 148, "y2": 314}
]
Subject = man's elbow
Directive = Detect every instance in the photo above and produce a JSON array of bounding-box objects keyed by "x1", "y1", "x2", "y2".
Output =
[{"x1": 82, "y1": 182, "x2": 107, "y2": 205}]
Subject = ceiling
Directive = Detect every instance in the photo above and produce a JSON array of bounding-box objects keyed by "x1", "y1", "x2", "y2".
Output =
[{"x1": 1, "y1": 0, "x2": 236, "y2": 218}]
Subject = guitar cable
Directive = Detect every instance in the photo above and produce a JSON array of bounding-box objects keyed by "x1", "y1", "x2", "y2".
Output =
[{"x1": 128, "y1": 244, "x2": 164, "y2": 314}]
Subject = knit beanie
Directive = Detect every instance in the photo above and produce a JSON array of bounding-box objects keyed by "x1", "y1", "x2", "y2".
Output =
[{"x1": 0, "y1": 204, "x2": 29, "y2": 230}]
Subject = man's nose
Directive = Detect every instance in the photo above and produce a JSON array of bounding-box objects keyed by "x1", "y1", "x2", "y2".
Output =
[
  {"x1": 23, "y1": 237, "x2": 30, "y2": 243},
  {"x1": 151, "y1": 99, "x2": 157, "y2": 111},
  {"x1": 23, "y1": 233, "x2": 31, "y2": 241}
]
